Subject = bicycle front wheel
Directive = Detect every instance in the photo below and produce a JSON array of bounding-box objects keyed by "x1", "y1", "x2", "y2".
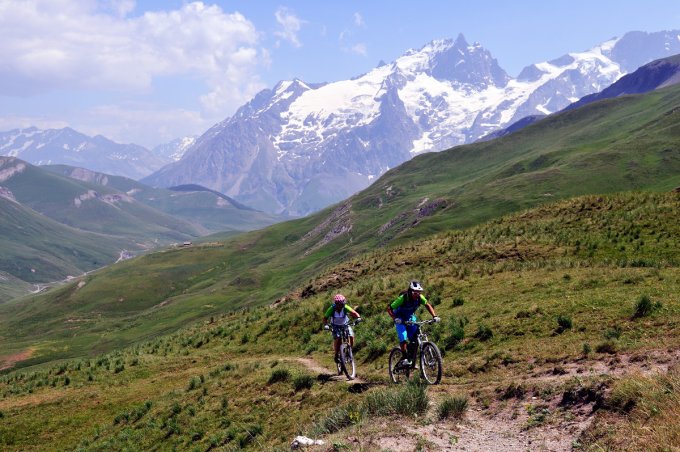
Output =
[
  {"x1": 388, "y1": 347, "x2": 409, "y2": 384},
  {"x1": 340, "y1": 344, "x2": 355, "y2": 380},
  {"x1": 420, "y1": 342, "x2": 442, "y2": 384}
]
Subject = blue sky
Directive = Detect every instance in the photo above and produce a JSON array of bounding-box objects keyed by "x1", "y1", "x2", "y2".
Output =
[{"x1": 1, "y1": 0, "x2": 679, "y2": 148}]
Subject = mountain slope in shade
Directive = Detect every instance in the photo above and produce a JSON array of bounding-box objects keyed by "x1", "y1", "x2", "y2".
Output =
[
  {"x1": 143, "y1": 30, "x2": 680, "y2": 216},
  {"x1": 566, "y1": 54, "x2": 680, "y2": 110},
  {"x1": 485, "y1": 53, "x2": 680, "y2": 139},
  {"x1": 0, "y1": 194, "x2": 134, "y2": 285},
  {"x1": 0, "y1": 127, "x2": 170, "y2": 180},
  {"x1": 0, "y1": 156, "x2": 200, "y2": 243},
  {"x1": 43, "y1": 165, "x2": 285, "y2": 233}
]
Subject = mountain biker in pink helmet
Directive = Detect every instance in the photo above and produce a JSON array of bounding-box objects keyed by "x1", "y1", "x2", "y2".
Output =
[
  {"x1": 323, "y1": 294, "x2": 361, "y2": 363},
  {"x1": 387, "y1": 281, "x2": 440, "y2": 367}
]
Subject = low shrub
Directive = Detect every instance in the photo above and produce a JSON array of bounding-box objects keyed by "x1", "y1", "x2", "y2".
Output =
[
  {"x1": 293, "y1": 374, "x2": 314, "y2": 392},
  {"x1": 474, "y1": 324, "x2": 493, "y2": 342},
  {"x1": 595, "y1": 341, "x2": 617, "y2": 354},
  {"x1": 267, "y1": 368, "x2": 291, "y2": 384},
  {"x1": 310, "y1": 406, "x2": 360, "y2": 435},
  {"x1": 631, "y1": 295, "x2": 661, "y2": 319},
  {"x1": 437, "y1": 395, "x2": 468, "y2": 420},
  {"x1": 555, "y1": 315, "x2": 572, "y2": 334},
  {"x1": 443, "y1": 318, "x2": 465, "y2": 350},
  {"x1": 363, "y1": 379, "x2": 429, "y2": 417}
]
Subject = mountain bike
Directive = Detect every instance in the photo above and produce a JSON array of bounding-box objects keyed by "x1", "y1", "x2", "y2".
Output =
[
  {"x1": 388, "y1": 319, "x2": 443, "y2": 384},
  {"x1": 327, "y1": 320, "x2": 361, "y2": 380}
]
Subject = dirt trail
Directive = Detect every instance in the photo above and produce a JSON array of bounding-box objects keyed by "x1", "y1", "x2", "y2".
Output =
[
  {"x1": 296, "y1": 349, "x2": 680, "y2": 451},
  {"x1": 296, "y1": 357, "x2": 368, "y2": 385}
]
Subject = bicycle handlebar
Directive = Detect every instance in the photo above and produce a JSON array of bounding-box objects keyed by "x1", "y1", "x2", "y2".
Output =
[
  {"x1": 404, "y1": 319, "x2": 439, "y2": 326},
  {"x1": 326, "y1": 319, "x2": 362, "y2": 330}
]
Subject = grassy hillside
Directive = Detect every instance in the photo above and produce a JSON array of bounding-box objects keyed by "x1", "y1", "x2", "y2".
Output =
[
  {"x1": 1, "y1": 191, "x2": 679, "y2": 450},
  {"x1": 2, "y1": 81, "x2": 680, "y2": 366},
  {"x1": 0, "y1": 196, "x2": 135, "y2": 284},
  {"x1": 1, "y1": 157, "x2": 202, "y2": 241},
  {"x1": 0, "y1": 271, "x2": 31, "y2": 304},
  {"x1": 43, "y1": 166, "x2": 284, "y2": 233}
]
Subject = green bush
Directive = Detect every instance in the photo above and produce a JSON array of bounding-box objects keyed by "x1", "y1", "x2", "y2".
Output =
[
  {"x1": 293, "y1": 374, "x2": 314, "y2": 392},
  {"x1": 555, "y1": 315, "x2": 572, "y2": 334},
  {"x1": 437, "y1": 395, "x2": 468, "y2": 420},
  {"x1": 452, "y1": 297, "x2": 465, "y2": 307},
  {"x1": 632, "y1": 295, "x2": 661, "y2": 319},
  {"x1": 363, "y1": 379, "x2": 429, "y2": 417},
  {"x1": 582, "y1": 343, "x2": 592, "y2": 356},
  {"x1": 603, "y1": 326, "x2": 622, "y2": 340},
  {"x1": 474, "y1": 324, "x2": 493, "y2": 342},
  {"x1": 268, "y1": 368, "x2": 291, "y2": 384},
  {"x1": 310, "y1": 406, "x2": 360, "y2": 435},
  {"x1": 443, "y1": 318, "x2": 465, "y2": 350},
  {"x1": 595, "y1": 341, "x2": 618, "y2": 354}
]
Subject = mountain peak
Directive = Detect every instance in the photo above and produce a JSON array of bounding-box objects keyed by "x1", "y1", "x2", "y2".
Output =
[{"x1": 454, "y1": 32, "x2": 468, "y2": 48}]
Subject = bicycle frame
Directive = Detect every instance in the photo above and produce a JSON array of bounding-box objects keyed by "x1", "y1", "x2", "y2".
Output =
[
  {"x1": 328, "y1": 321, "x2": 360, "y2": 380},
  {"x1": 389, "y1": 319, "x2": 442, "y2": 384}
]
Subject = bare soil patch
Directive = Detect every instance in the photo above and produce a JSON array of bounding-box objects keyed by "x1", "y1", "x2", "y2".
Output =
[{"x1": 0, "y1": 348, "x2": 34, "y2": 371}]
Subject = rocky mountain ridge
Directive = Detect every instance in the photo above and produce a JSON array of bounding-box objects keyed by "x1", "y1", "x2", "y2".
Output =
[
  {"x1": 143, "y1": 30, "x2": 680, "y2": 216},
  {"x1": 0, "y1": 126, "x2": 171, "y2": 180}
]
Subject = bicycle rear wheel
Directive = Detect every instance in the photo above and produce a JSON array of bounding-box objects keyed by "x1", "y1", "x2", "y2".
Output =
[
  {"x1": 388, "y1": 347, "x2": 410, "y2": 383},
  {"x1": 419, "y1": 342, "x2": 442, "y2": 384},
  {"x1": 340, "y1": 344, "x2": 355, "y2": 380}
]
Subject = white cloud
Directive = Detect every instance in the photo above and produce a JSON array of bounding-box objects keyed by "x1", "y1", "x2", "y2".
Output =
[
  {"x1": 101, "y1": 0, "x2": 136, "y2": 18},
  {"x1": 274, "y1": 7, "x2": 305, "y2": 48},
  {"x1": 350, "y1": 43, "x2": 368, "y2": 56},
  {"x1": 0, "y1": 1, "x2": 266, "y2": 116},
  {"x1": 0, "y1": 116, "x2": 69, "y2": 132},
  {"x1": 81, "y1": 103, "x2": 208, "y2": 148},
  {"x1": 353, "y1": 12, "x2": 366, "y2": 28}
]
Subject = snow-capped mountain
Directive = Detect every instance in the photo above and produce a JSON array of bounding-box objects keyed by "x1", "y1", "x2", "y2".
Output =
[
  {"x1": 0, "y1": 127, "x2": 170, "y2": 180},
  {"x1": 152, "y1": 136, "x2": 197, "y2": 161},
  {"x1": 143, "y1": 30, "x2": 680, "y2": 216}
]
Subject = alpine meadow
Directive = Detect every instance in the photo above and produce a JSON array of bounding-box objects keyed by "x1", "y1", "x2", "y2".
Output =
[{"x1": 1, "y1": 68, "x2": 680, "y2": 450}]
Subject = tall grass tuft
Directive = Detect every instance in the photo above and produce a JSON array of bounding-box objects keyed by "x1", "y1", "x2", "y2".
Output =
[
  {"x1": 292, "y1": 374, "x2": 314, "y2": 392},
  {"x1": 437, "y1": 395, "x2": 468, "y2": 420},
  {"x1": 267, "y1": 368, "x2": 291, "y2": 384},
  {"x1": 555, "y1": 315, "x2": 573, "y2": 334},
  {"x1": 363, "y1": 379, "x2": 429, "y2": 417},
  {"x1": 631, "y1": 294, "x2": 661, "y2": 319}
]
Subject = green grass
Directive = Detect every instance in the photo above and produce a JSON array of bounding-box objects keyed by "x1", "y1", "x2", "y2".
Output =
[{"x1": 0, "y1": 191, "x2": 679, "y2": 449}]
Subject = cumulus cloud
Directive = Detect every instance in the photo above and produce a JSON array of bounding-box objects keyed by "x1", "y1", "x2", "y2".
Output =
[
  {"x1": 0, "y1": 0, "x2": 266, "y2": 116},
  {"x1": 274, "y1": 7, "x2": 305, "y2": 48}
]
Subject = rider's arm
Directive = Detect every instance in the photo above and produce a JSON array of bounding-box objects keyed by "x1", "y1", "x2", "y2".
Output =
[
  {"x1": 387, "y1": 295, "x2": 405, "y2": 319},
  {"x1": 421, "y1": 295, "x2": 437, "y2": 318},
  {"x1": 323, "y1": 305, "x2": 333, "y2": 325},
  {"x1": 425, "y1": 303, "x2": 437, "y2": 318},
  {"x1": 345, "y1": 305, "x2": 361, "y2": 319}
]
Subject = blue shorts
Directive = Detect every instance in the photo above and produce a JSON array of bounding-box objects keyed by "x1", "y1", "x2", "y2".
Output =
[
  {"x1": 395, "y1": 316, "x2": 418, "y2": 343},
  {"x1": 331, "y1": 324, "x2": 354, "y2": 339}
]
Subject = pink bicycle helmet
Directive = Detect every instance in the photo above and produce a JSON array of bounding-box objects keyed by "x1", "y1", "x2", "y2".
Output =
[{"x1": 333, "y1": 294, "x2": 346, "y2": 304}]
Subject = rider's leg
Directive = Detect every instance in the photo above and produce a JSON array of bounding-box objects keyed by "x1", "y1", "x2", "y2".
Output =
[{"x1": 349, "y1": 334, "x2": 354, "y2": 347}]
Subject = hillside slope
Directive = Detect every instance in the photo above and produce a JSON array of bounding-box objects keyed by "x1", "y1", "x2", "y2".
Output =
[
  {"x1": 1, "y1": 82, "x2": 680, "y2": 366},
  {"x1": 42, "y1": 165, "x2": 284, "y2": 233},
  {"x1": 0, "y1": 195, "x2": 135, "y2": 284},
  {"x1": 1, "y1": 191, "x2": 679, "y2": 450}
]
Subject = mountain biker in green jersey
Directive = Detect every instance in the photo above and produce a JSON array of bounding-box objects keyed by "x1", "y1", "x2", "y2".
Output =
[
  {"x1": 387, "y1": 281, "x2": 440, "y2": 367},
  {"x1": 323, "y1": 294, "x2": 361, "y2": 363}
]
